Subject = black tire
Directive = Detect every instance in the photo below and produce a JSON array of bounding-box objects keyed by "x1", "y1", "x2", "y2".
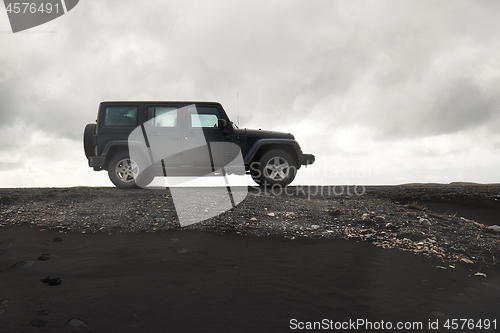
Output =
[
  {"x1": 107, "y1": 151, "x2": 154, "y2": 189},
  {"x1": 251, "y1": 149, "x2": 297, "y2": 187},
  {"x1": 83, "y1": 123, "x2": 96, "y2": 159}
]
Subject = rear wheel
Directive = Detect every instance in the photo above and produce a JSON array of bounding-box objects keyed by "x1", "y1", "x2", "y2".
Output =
[
  {"x1": 83, "y1": 123, "x2": 96, "y2": 158},
  {"x1": 251, "y1": 149, "x2": 297, "y2": 187},
  {"x1": 107, "y1": 151, "x2": 154, "y2": 189}
]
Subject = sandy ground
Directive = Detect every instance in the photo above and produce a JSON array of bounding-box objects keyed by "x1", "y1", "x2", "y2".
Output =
[{"x1": 0, "y1": 185, "x2": 499, "y2": 332}]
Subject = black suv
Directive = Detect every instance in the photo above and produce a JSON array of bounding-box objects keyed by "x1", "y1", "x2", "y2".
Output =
[{"x1": 84, "y1": 101, "x2": 315, "y2": 189}]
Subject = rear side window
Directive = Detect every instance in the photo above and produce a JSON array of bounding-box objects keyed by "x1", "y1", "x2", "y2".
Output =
[{"x1": 104, "y1": 106, "x2": 138, "y2": 127}]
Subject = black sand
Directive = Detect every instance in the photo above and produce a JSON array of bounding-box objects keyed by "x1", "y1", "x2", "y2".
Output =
[{"x1": 0, "y1": 185, "x2": 499, "y2": 332}]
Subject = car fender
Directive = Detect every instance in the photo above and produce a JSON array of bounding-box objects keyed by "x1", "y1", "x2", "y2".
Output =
[{"x1": 243, "y1": 138, "x2": 300, "y2": 165}]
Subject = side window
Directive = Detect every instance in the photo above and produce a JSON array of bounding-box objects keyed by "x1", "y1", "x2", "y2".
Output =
[
  {"x1": 104, "y1": 106, "x2": 138, "y2": 126},
  {"x1": 190, "y1": 107, "x2": 221, "y2": 128},
  {"x1": 148, "y1": 106, "x2": 178, "y2": 127}
]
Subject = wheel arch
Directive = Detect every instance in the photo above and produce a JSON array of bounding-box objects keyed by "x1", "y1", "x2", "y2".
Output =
[{"x1": 245, "y1": 139, "x2": 300, "y2": 168}]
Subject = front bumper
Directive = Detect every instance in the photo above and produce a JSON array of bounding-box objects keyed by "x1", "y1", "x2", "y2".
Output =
[{"x1": 300, "y1": 153, "x2": 315, "y2": 165}]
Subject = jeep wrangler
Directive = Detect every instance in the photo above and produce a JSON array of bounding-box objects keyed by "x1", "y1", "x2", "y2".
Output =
[{"x1": 84, "y1": 101, "x2": 315, "y2": 189}]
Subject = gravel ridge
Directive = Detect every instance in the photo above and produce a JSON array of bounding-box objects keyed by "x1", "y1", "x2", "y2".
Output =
[{"x1": 1, "y1": 184, "x2": 499, "y2": 269}]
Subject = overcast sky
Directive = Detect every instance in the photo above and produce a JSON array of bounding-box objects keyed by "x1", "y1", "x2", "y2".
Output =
[{"x1": 1, "y1": 0, "x2": 499, "y2": 187}]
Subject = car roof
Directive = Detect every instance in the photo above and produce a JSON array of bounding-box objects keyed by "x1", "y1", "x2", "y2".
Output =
[{"x1": 100, "y1": 101, "x2": 222, "y2": 105}]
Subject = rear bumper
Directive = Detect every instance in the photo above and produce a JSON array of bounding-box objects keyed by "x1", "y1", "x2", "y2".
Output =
[{"x1": 88, "y1": 156, "x2": 105, "y2": 170}]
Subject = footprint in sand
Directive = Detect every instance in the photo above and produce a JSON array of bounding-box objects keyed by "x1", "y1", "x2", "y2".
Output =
[
  {"x1": 37, "y1": 309, "x2": 50, "y2": 316},
  {"x1": 30, "y1": 318, "x2": 46, "y2": 328},
  {"x1": 40, "y1": 277, "x2": 62, "y2": 286},
  {"x1": 68, "y1": 318, "x2": 86, "y2": 327},
  {"x1": 432, "y1": 311, "x2": 446, "y2": 317},
  {"x1": 14, "y1": 259, "x2": 35, "y2": 268}
]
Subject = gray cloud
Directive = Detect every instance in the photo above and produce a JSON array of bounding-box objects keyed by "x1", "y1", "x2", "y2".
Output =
[{"x1": 1, "y1": 0, "x2": 500, "y2": 185}]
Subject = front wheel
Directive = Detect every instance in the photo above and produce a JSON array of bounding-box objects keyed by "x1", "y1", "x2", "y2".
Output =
[
  {"x1": 251, "y1": 149, "x2": 297, "y2": 187},
  {"x1": 107, "y1": 152, "x2": 154, "y2": 189}
]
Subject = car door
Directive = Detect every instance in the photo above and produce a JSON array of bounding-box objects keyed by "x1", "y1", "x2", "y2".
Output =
[
  {"x1": 143, "y1": 104, "x2": 184, "y2": 166},
  {"x1": 184, "y1": 105, "x2": 234, "y2": 171}
]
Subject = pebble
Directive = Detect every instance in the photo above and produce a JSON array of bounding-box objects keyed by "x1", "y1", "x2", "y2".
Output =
[{"x1": 486, "y1": 225, "x2": 500, "y2": 233}]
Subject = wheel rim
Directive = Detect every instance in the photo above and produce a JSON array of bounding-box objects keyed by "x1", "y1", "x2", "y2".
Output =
[
  {"x1": 115, "y1": 158, "x2": 138, "y2": 183},
  {"x1": 264, "y1": 157, "x2": 290, "y2": 180}
]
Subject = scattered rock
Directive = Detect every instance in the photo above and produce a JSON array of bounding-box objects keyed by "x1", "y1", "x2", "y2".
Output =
[
  {"x1": 325, "y1": 207, "x2": 342, "y2": 216},
  {"x1": 311, "y1": 225, "x2": 320, "y2": 230},
  {"x1": 375, "y1": 216, "x2": 386, "y2": 223},
  {"x1": 249, "y1": 217, "x2": 257, "y2": 221},
  {"x1": 485, "y1": 225, "x2": 500, "y2": 233},
  {"x1": 177, "y1": 248, "x2": 188, "y2": 254},
  {"x1": 436, "y1": 266, "x2": 447, "y2": 270},
  {"x1": 38, "y1": 254, "x2": 50, "y2": 261},
  {"x1": 475, "y1": 272, "x2": 487, "y2": 278},
  {"x1": 460, "y1": 258, "x2": 474, "y2": 265},
  {"x1": 419, "y1": 218, "x2": 431, "y2": 225},
  {"x1": 267, "y1": 212, "x2": 275, "y2": 217}
]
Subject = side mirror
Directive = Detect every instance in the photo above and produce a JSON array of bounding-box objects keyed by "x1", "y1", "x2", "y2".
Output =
[{"x1": 218, "y1": 119, "x2": 227, "y2": 128}]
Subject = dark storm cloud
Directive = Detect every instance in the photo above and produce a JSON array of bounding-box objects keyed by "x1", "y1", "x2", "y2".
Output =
[{"x1": 431, "y1": 79, "x2": 498, "y2": 134}]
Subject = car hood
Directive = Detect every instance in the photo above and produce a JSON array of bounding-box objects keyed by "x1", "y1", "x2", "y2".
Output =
[{"x1": 235, "y1": 128, "x2": 295, "y2": 140}]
